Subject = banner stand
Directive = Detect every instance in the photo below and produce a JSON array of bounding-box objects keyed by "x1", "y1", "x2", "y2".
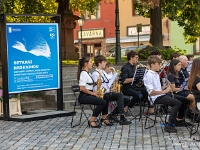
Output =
[{"x1": 0, "y1": 14, "x2": 75, "y2": 122}]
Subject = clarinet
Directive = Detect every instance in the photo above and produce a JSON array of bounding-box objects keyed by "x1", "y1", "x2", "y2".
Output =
[{"x1": 163, "y1": 69, "x2": 174, "y2": 98}]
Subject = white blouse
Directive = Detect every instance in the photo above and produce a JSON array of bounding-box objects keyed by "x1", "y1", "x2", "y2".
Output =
[{"x1": 79, "y1": 71, "x2": 94, "y2": 91}]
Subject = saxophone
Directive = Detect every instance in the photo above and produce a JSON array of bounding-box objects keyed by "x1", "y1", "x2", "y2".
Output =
[
  {"x1": 110, "y1": 67, "x2": 121, "y2": 93},
  {"x1": 96, "y1": 70, "x2": 106, "y2": 99}
]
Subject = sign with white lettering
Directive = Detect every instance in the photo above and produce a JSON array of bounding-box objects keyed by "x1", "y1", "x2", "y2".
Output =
[
  {"x1": 6, "y1": 23, "x2": 60, "y2": 93},
  {"x1": 127, "y1": 25, "x2": 150, "y2": 36},
  {"x1": 78, "y1": 29, "x2": 104, "y2": 39}
]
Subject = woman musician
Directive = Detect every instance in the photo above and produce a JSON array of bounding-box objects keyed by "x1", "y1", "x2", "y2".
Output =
[
  {"x1": 167, "y1": 59, "x2": 197, "y2": 122},
  {"x1": 77, "y1": 56, "x2": 111, "y2": 128},
  {"x1": 188, "y1": 57, "x2": 200, "y2": 111}
]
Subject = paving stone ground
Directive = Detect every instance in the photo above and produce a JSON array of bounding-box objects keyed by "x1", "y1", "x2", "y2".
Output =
[{"x1": 0, "y1": 107, "x2": 200, "y2": 150}]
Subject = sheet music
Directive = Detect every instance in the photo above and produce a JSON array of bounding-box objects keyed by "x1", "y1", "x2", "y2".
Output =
[{"x1": 131, "y1": 67, "x2": 146, "y2": 86}]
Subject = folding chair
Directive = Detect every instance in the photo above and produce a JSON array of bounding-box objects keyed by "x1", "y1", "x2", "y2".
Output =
[
  {"x1": 70, "y1": 85, "x2": 94, "y2": 128},
  {"x1": 189, "y1": 90, "x2": 200, "y2": 137},
  {"x1": 144, "y1": 92, "x2": 169, "y2": 129}
]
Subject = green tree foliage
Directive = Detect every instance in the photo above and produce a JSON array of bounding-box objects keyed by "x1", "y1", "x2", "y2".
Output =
[
  {"x1": 134, "y1": 0, "x2": 200, "y2": 44},
  {"x1": 5, "y1": 0, "x2": 58, "y2": 22}
]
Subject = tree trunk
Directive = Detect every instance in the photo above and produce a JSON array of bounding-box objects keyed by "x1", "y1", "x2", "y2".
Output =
[{"x1": 149, "y1": 1, "x2": 163, "y2": 48}]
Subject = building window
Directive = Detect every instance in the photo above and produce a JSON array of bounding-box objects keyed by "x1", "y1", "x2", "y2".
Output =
[
  {"x1": 132, "y1": 0, "x2": 138, "y2": 16},
  {"x1": 194, "y1": 38, "x2": 200, "y2": 54},
  {"x1": 85, "y1": 4, "x2": 100, "y2": 20}
]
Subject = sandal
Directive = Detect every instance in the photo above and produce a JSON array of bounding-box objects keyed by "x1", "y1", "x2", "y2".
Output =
[
  {"x1": 88, "y1": 121, "x2": 101, "y2": 128},
  {"x1": 101, "y1": 118, "x2": 113, "y2": 126}
]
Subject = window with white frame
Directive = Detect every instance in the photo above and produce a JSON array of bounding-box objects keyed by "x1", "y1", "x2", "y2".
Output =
[{"x1": 85, "y1": 4, "x2": 100, "y2": 20}]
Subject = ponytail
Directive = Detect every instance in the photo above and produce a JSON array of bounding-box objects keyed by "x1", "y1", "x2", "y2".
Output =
[{"x1": 77, "y1": 56, "x2": 91, "y2": 81}]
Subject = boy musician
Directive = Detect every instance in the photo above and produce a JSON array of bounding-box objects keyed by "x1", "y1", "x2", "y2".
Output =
[
  {"x1": 121, "y1": 51, "x2": 148, "y2": 112},
  {"x1": 92, "y1": 55, "x2": 131, "y2": 125},
  {"x1": 144, "y1": 55, "x2": 183, "y2": 133}
]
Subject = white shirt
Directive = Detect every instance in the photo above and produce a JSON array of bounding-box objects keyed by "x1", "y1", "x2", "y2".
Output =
[
  {"x1": 143, "y1": 70, "x2": 164, "y2": 103},
  {"x1": 79, "y1": 71, "x2": 94, "y2": 91}
]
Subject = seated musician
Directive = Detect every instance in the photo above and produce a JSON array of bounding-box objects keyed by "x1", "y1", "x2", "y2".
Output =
[
  {"x1": 144, "y1": 55, "x2": 186, "y2": 132},
  {"x1": 186, "y1": 54, "x2": 194, "y2": 73},
  {"x1": 121, "y1": 51, "x2": 148, "y2": 113},
  {"x1": 170, "y1": 52, "x2": 180, "y2": 60},
  {"x1": 167, "y1": 59, "x2": 196, "y2": 111},
  {"x1": 103, "y1": 62, "x2": 131, "y2": 122},
  {"x1": 188, "y1": 57, "x2": 200, "y2": 114},
  {"x1": 178, "y1": 55, "x2": 189, "y2": 85},
  {"x1": 91, "y1": 55, "x2": 131, "y2": 125},
  {"x1": 77, "y1": 56, "x2": 110, "y2": 128}
]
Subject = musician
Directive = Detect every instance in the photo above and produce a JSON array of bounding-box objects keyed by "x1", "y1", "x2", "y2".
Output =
[
  {"x1": 103, "y1": 62, "x2": 131, "y2": 122},
  {"x1": 92, "y1": 55, "x2": 131, "y2": 125},
  {"x1": 121, "y1": 51, "x2": 148, "y2": 112},
  {"x1": 77, "y1": 56, "x2": 111, "y2": 128},
  {"x1": 178, "y1": 55, "x2": 189, "y2": 85},
  {"x1": 186, "y1": 54, "x2": 194, "y2": 73},
  {"x1": 170, "y1": 52, "x2": 180, "y2": 60},
  {"x1": 150, "y1": 49, "x2": 162, "y2": 59},
  {"x1": 188, "y1": 57, "x2": 200, "y2": 115},
  {"x1": 144, "y1": 55, "x2": 184, "y2": 132},
  {"x1": 167, "y1": 59, "x2": 196, "y2": 123}
]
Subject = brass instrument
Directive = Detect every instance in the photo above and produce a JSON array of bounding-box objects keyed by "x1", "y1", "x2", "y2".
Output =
[
  {"x1": 110, "y1": 67, "x2": 121, "y2": 93},
  {"x1": 136, "y1": 61, "x2": 148, "y2": 70},
  {"x1": 96, "y1": 70, "x2": 106, "y2": 99}
]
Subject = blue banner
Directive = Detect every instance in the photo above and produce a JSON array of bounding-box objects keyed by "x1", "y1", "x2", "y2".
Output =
[{"x1": 6, "y1": 23, "x2": 60, "y2": 93}]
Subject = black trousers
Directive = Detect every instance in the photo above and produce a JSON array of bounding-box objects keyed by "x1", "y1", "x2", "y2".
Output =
[
  {"x1": 154, "y1": 95, "x2": 182, "y2": 124},
  {"x1": 173, "y1": 94, "x2": 190, "y2": 119},
  {"x1": 78, "y1": 92, "x2": 108, "y2": 117},
  {"x1": 122, "y1": 86, "x2": 148, "y2": 108},
  {"x1": 104, "y1": 92, "x2": 130, "y2": 115}
]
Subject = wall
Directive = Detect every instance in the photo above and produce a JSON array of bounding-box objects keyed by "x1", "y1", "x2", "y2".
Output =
[{"x1": 170, "y1": 21, "x2": 193, "y2": 54}]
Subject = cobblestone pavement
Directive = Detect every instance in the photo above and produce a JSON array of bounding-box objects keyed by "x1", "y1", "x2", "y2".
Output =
[{"x1": 0, "y1": 107, "x2": 200, "y2": 150}]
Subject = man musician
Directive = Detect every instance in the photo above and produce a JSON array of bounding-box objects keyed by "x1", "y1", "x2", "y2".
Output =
[{"x1": 121, "y1": 51, "x2": 148, "y2": 113}]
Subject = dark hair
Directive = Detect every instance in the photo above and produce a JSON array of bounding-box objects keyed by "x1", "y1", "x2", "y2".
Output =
[
  {"x1": 127, "y1": 50, "x2": 138, "y2": 60},
  {"x1": 188, "y1": 57, "x2": 200, "y2": 90},
  {"x1": 170, "y1": 52, "x2": 180, "y2": 60},
  {"x1": 94, "y1": 55, "x2": 106, "y2": 66},
  {"x1": 150, "y1": 50, "x2": 161, "y2": 56},
  {"x1": 186, "y1": 54, "x2": 194, "y2": 61},
  {"x1": 148, "y1": 55, "x2": 162, "y2": 67},
  {"x1": 168, "y1": 59, "x2": 181, "y2": 77},
  {"x1": 77, "y1": 56, "x2": 91, "y2": 81},
  {"x1": 105, "y1": 62, "x2": 112, "y2": 68}
]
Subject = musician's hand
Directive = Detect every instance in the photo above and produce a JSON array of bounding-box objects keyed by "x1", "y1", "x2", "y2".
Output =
[
  {"x1": 164, "y1": 87, "x2": 171, "y2": 93},
  {"x1": 110, "y1": 88, "x2": 117, "y2": 92},
  {"x1": 92, "y1": 91, "x2": 100, "y2": 97}
]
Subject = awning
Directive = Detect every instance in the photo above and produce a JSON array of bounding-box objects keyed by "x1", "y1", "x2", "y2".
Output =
[
  {"x1": 74, "y1": 35, "x2": 150, "y2": 44},
  {"x1": 105, "y1": 35, "x2": 150, "y2": 44}
]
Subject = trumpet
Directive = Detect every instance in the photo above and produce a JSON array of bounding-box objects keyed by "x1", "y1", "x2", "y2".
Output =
[{"x1": 136, "y1": 61, "x2": 149, "y2": 70}]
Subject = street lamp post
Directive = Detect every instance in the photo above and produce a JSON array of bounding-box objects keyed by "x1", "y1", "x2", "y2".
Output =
[
  {"x1": 115, "y1": 0, "x2": 121, "y2": 64},
  {"x1": 78, "y1": 16, "x2": 84, "y2": 58}
]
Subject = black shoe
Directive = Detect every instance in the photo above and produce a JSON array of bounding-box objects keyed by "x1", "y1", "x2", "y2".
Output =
[
  {"x1": 164, "y1": 124, "x2": 177, "y2": 133},
  {"x1": 88, "y1": 121, "x2": 101, "y2": 128},
  {"x1": 175, "y1": 120, "x2": 192, "y2": 127},
  {"x1": 107, "y1": 113, "x2": 120, "y2": 123},
  {"x1": 119, "y1": 115, "x2": 132, "y2": 125}
]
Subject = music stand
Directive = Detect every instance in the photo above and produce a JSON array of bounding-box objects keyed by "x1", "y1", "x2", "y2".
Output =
[{"x1": 130, "y1": 67, "x2": 153, "y2": 121}]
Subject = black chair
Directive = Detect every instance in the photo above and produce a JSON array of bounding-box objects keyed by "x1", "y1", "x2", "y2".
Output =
[
  {"x1": 189, "y1": 90, "x2": 200, "y2": 137},
  {"x1": 144, "y1": 92, "x2": 169, "y2": 129},
  {"x1": 70, "y1": 85, "x2": 94, "y2": 128}
]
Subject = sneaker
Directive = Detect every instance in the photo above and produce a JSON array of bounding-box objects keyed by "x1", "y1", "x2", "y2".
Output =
[
  {"x1": 119, "y1": 115, "x2": 132, "y2": 125},
  {"x1": 107, "y1": 113, "x2": 120, "y2": 123},
  {"x1": 164, "y1": 124, "x2": 177, "y2": 133}
]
